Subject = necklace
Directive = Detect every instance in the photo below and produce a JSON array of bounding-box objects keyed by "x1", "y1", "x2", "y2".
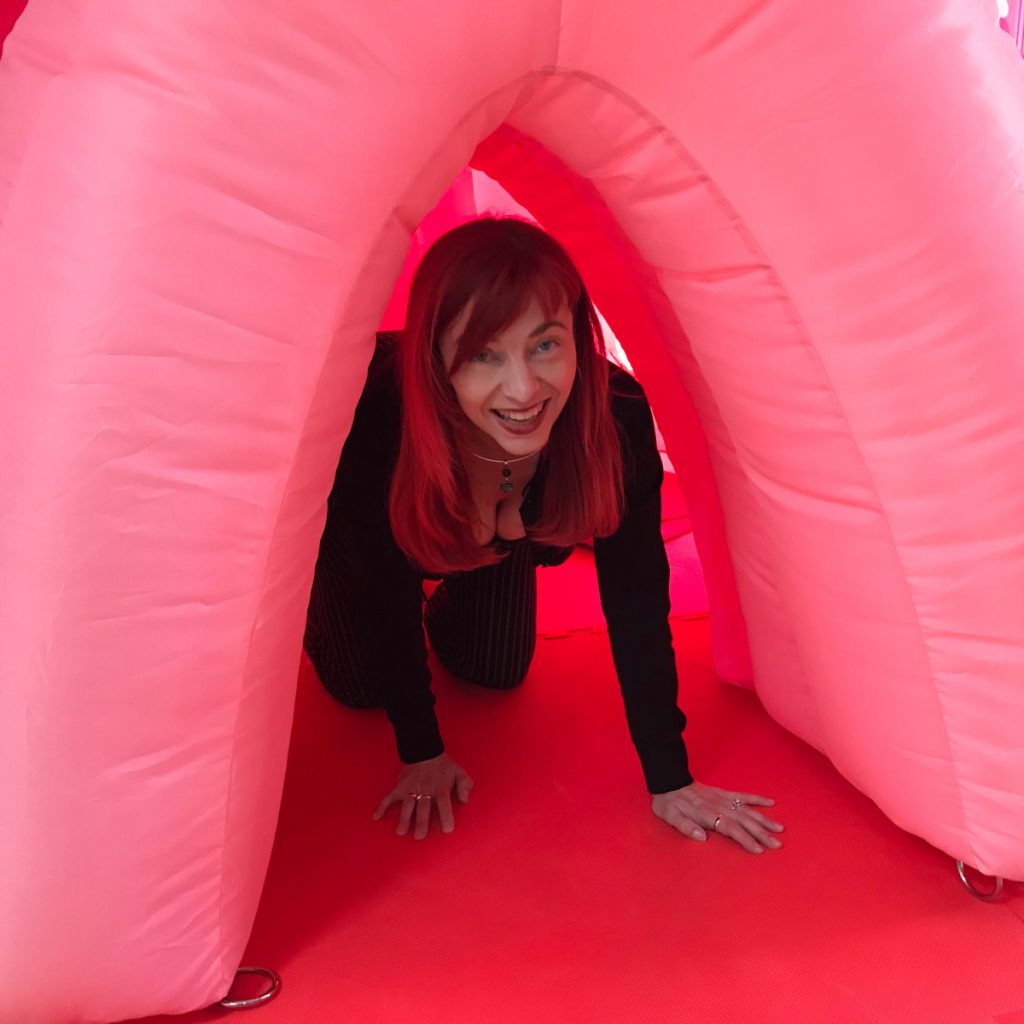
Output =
[{"x1": 470, "y1": 449, "x2": 541, "y2": 493}]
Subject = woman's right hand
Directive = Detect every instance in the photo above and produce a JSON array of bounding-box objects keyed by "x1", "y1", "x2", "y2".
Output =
[{"x1": 372, "y1": 752, "x2": 474, "y2": 840}]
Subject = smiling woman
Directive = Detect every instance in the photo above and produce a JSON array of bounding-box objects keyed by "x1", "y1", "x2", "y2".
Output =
[
  {"x1": 390, "y1": 218, "x2": 620, "y2": 572},
  {"x1": 304, "y1": 217, "x2": 783, "y2": 851},
  {"x1": 443, "y1": 297, "x2": 574, "y2": 541}
]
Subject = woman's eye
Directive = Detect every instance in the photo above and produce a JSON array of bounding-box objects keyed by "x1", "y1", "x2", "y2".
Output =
[
  {"x1": 535, "y1": 338, "x2": 558, "y2": 353},
  {"x1": 471, "y1": 350, "x2": 494, "y2": 363}
]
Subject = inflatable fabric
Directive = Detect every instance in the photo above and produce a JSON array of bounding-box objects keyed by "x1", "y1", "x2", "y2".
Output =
[{"x1": 1, "y1": 2, "x2": 1023, "y2": 1020}]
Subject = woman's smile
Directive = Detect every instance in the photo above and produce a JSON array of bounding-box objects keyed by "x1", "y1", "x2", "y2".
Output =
[{"x1": 492, "y1": 399, "x2": 549, "y2": 434}]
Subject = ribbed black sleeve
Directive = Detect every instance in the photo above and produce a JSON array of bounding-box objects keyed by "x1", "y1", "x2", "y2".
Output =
[
  {"x1": 593, "y1": 371, "x2": 692, "y2": 794},
  {"x1": 320, "y1": 344, "x2": 445, "y2": 764}
]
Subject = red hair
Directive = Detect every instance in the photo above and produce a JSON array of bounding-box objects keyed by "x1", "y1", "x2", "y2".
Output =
[{"x1": 389, "y1": 217, "x2": 623, "y2": 574}]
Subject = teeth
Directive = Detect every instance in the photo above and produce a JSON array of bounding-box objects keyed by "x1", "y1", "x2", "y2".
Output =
[{"x1": 496, "y1": 402, "x2": 544, "y2": 423}]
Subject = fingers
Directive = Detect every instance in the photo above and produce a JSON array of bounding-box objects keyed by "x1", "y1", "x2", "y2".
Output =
[
  {"x1": 713, "y1": 812, "x2": 783, "y2": 854},
  {"x1": 653, "y1": 785, "x2": 784, "y2": 854},
  {"x1": 395, "y1": 794, "x2": 419, "y2": 837},
  {"x1": 715, "y1": 816, "x2": 762, "y2": 854},
  {"x1": 376, "y1": 755, "x2": 472, "y2": 839},
  {"x1": 662, "y1": 805, "x2": 707, "y2": 842},
  {"x1": 372, "y1": 791, "x2": 399, "y2": 822},
  {"x1": 384, "y1": 792, "x2": 455, "y2": 839},
  {"x1": 436, "y1": 792, "x2": 456, "y2": 834},
  {"x1": 721, "y1": 793, "x2": 784, "y2": 853},
  {"x1": 738, "y1": 817, "x2": 783, "y2": 851},
  {"x1": 730, "y1": 799, "x2": 785, "y2": 850},
  {"x1": 744, "y1": 808, "x2": 785, "y2": 833},
  {"x1": 412, "y1": 795, "x2": 432, "y2": 841},
  {"x1": 678, "y1": 801, "x2": 783, "y2": 854},
  {"x1": 735, "y1": 792, "x2": 775, "y2": 808}
]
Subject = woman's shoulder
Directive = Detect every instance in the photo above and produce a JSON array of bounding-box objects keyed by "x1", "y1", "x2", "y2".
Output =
[
  {"x1": 603, "y1": 360, "x2": 661, "y2": 486},
  {"x1": 606, "y1": 360, "x2": 653, "y2": 432},
  {"x1": 607, "y1": 361, "x2": 646, "y2": 398},
  {"x1": 336, "y1": 333, "x2": 402, "y2": 463},
  {"x1": 328, "y1": 333, "x2": 403, "y2": 515},
  {"x1": 345, "y1": 332, "x2": 401, "y2": 421},
  {"x1": 367, "y1": 331, "x2": 401, "y2": 391}
]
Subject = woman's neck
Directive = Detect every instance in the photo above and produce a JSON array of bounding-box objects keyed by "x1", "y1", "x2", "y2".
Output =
[{"x1": 461, "y1": 447, "x2": 540, "y2": 486}]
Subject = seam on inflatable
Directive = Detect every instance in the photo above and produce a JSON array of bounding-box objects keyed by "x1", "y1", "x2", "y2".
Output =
[
  {"x1": 508, "y1": 67, "x2": 975, "y2": 853},
  {"x1": 552, "y1": 0, "x2": 565, "y2": 71},
  {"x1": 215, "y1": 592, "x2": 287, "y2": 983},
  {"x1": 215, "y1": 695, "x2": 243, "y2": 986}
]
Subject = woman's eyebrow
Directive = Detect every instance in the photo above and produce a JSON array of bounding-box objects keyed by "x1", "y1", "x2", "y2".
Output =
[{"x1": 528, "y1": 320, "x2": 569, "y2": 337}]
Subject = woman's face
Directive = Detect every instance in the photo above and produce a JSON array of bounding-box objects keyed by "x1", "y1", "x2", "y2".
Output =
[{"x1": 441, "y1": 294, "x2": 578, "y2": 460}]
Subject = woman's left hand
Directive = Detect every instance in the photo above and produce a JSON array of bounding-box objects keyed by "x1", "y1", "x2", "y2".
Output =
[{"x1": 651, "y1": 781, "x2": 785, "y2": 855}]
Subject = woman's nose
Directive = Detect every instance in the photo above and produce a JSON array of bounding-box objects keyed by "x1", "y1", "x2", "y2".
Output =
[{"x1": 499, "y1": 358, "x2": 540, "y2": 403}]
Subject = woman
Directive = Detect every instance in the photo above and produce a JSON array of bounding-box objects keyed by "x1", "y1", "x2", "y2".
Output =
[{"x1": 305, "y1": 218, "x2": 784, "y2": 854}]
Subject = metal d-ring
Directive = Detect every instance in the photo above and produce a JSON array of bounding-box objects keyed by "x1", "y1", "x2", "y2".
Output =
[
  {"x1": 219, "y1": 967, "x2": 282, "y2": 1010},
  {"x1": 956, "y1": 861, "x2": 1004, "y2": 902}
]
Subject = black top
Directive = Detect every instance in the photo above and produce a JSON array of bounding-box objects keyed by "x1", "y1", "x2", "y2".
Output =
[{"x1": 322, "y1": 335, "x2": 692, "y2": 793}]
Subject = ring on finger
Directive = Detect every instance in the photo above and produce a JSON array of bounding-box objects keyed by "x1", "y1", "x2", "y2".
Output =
[
  {"x1": 730, "y1": 799, "x2": 742, "y2": 811},
  {"x1": 713, "y1": 814, "x2": 723, "y2": 832}
]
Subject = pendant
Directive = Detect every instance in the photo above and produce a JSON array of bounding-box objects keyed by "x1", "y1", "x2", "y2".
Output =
[{"x1": 500, "y1": 464, "x2": 514, "y2": 493}]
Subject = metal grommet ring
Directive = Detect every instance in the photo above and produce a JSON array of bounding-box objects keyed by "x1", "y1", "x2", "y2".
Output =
[
  {"x1": 219, "y1": 966, "x2": 282, "y2": 1010},
  {"x1": 956, "y1": 861, "x2": 1004, "y2": 902}
]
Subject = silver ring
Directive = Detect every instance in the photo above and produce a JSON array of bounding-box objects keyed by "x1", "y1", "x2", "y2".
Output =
[
  {"x1": 730, "y1": 799, "x2": 742, "y2": 811},
  {"x1": 219, "y1": 967, "x2": 281, "y2": 1009},
  {"x1": 414, "y1": 793, "x2": 431, "y2": 802},
  {"x1": 713, "y1": 814, "x2": 723, "y2": 832},
  {"x1": 956, "y1": 861, "x2": 1004, "y2": 902}
]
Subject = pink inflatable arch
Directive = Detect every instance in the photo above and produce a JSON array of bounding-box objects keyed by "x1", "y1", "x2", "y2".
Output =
[{"x1": 2, "y1": 1, "x2": 1023, "y2": 1020}]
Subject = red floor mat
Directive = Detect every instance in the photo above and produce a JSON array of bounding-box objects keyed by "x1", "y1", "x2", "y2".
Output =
[{"x1": 130, "y1": 601, "x2": 1024, "y2": 1024}]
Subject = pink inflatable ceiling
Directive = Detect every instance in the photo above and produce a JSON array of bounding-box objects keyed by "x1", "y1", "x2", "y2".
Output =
[{"x1": 2, "y1": 1, "x2": 1023, "y2": 1020}]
